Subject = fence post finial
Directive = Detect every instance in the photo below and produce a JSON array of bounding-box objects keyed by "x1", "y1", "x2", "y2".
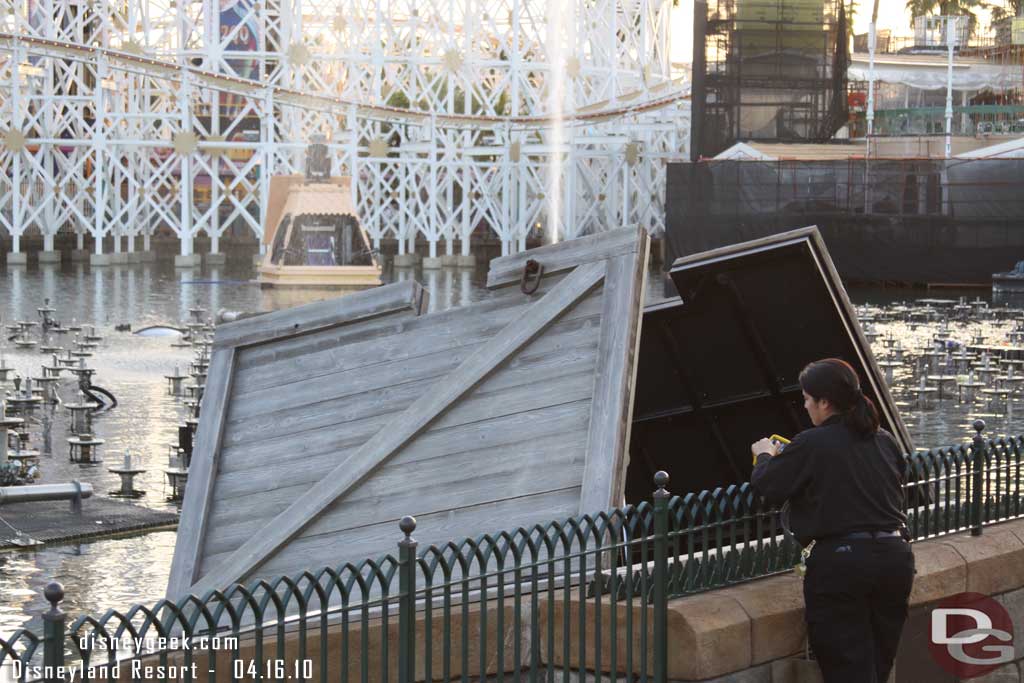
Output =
[
  {"x1": 654, "y1": 470, "x2": 670, "y2": 499},
  {"x1": 42, "y1": 581, "x2": 65, "y2": 682},
  {"x1": 398, "y1": 516, "x2": 418, "y2": 683},
  {"x1": 399, "y1": 515, "x2": 417, "y2": 543},
  {"x1": 971, "y1": 419, "x2": 986, "y2": 536}
]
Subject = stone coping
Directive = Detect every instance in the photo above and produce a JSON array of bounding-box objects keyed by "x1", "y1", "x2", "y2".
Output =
[
  {"x1": 114, "y1": 518, "x2": 1024, "y2": 682},
  {"x1": 597, "y1": 518, "x2": 1024, "y2": 680}
]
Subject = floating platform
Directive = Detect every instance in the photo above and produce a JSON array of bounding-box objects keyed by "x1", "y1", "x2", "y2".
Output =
[
  {"x1": 0, "y1": 497, "x2": 178, "y2": 550},
  {"x1": 257, "y1": 176, "x2": 382, "y2": 289}
]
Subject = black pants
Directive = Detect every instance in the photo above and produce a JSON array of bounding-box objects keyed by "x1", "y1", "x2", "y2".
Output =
[{"x1": 803, "y1": 537, "x2": 915, "y2": 683}]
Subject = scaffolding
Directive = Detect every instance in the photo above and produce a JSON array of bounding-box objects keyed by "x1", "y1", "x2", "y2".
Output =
[{"x1": 694, "y1": 0, "x2": 848, "y2": 157}]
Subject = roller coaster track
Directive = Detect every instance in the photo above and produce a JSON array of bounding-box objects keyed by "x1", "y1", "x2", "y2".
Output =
[{"x1": 0, "y1": 32, "x2": 689, "y2": 131}]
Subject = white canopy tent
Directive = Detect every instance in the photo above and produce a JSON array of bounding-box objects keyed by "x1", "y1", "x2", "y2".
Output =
[{"x1": 850, "y1": 52, "x2": 1022, "y2": 92}]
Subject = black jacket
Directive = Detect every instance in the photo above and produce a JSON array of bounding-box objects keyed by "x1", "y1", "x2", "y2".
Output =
[{"x1": 750, "y1": 415, "x2": 907, "y2": 546}]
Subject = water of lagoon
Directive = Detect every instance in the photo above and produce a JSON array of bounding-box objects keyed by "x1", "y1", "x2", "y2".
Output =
[{"x1": 0, "y1": 258, "x2": 1021, "y2": 640}]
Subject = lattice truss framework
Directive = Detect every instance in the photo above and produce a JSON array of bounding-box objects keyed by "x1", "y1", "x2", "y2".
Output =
[{"x1": 0, "y1": 0, "x2": 688, "y2": 257}]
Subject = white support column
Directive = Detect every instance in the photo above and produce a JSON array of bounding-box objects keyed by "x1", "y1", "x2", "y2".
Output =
[
  {"x1": 207, "y1": 16, "x2": 224, "y2": 265},
  {"x1": 124, "y1": 154, "x2": 137, "y2": 259},
  {"x1": 90, "y1": 55, "x2": 110, "y2": 265},
  {"x1": 8, "y1": 46, "x2": 27, "y2": 264},
  {"x1": 256, "y1": 88, "x2": 275, "y2": 264},
  {"x1": 621, "y1": 152, "x2": 631, "y2": 227},
  {"x1": 423, "y1": 117, "x2": 443, "y2": 268},
  {"x1": 40, "y1": 31, "x2": 60, "y2": 263},
  {"x1": 176, "y1": 73, "x2": 199, "y2": 267},
  {"x1": 111, "y1": 156, "x2": 124, "y2": 262}
]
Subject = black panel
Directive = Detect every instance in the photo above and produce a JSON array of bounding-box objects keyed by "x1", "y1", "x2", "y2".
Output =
[
  {"x1": 627, "y1": 227, "x2": 911, "y2": 504},
  {"x1": 664, "y1": 159, "x2": 1024, "y2": 285}
]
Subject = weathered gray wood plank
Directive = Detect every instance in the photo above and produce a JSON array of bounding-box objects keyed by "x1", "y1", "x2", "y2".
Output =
[
  {"x1": 216, "y1": 345, "x2": 597, "y2": 487},
  {"x1": 486, "y1": 227, "x2": 640, "y2": 289},
  {"x1": 219, "y1": 306, "x2": 601, "y2": 455},
  {"x1": 236, "y1": 487, "x2": 584, "y2": 583},
  {"x1": 213, "y1": 281, "x2": 426, "y2": 350},
  {"x1": 201, "y1": 401, "x2": 591, "y2": 564},
  {"x1": 213, "y1": 364, "x2": 595, "y2": 508},
  {"x1": 202, "y1": 427, "x2": 588, "y2": 562},
  {"x1": 189, "y1": 261, "x2": 606, "y2": 595},
  {"x1": 229, "y1": 288, "x2": 603, "y2": 400},
  {"x1": 579, "y1": 228, "x2": 650, "y2": 513},
  {"x1": 166, "y1": 347, "x2": 236, "y2": 600},
  {"x1": 233, "y1": 271, "x2": 570, "y2": 371}
]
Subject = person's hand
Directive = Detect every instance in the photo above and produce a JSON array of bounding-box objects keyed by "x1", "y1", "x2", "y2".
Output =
[{"x1": 751, "y1": 437, "x2": 780, "y2": 459}]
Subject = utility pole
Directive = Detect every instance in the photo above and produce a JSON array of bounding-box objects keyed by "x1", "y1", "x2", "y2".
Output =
[
  {"x1": 944, "y1": 16, "x2": 957, "y2": 159},
  {"x1": 866, "y1": 0, "x2": 880, "y2": 152}
]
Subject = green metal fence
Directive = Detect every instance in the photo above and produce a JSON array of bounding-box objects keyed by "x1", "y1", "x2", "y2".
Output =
[
  {"x1": 855, "y1": 105, "x2": 1024, "y2": 137},
  {"x1": 1, "y1": 421, "x2": 1022, "y2": 683}
]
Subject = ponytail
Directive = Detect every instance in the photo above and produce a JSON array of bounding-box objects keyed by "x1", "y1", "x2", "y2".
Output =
[
  {"x1": 799, "y1": 358, "x2": 880, "y2": 438},
  {"x1": 844, "y1": 391, "x2": 880, "y2": 438}
]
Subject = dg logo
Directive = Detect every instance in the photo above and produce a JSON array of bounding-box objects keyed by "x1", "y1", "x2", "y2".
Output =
[{"x1": 929, "y1": 592, "x2": 1015, "y2": 679}]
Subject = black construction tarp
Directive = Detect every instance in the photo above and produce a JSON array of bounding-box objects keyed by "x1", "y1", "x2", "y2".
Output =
[{"x1": 665, "y1": 159, "x2": 1024, "y2": 285}]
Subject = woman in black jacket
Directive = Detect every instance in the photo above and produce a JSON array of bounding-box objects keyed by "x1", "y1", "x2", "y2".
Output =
[{"x1": 750, "y1": 358, "x2": 915, "y2": 683}]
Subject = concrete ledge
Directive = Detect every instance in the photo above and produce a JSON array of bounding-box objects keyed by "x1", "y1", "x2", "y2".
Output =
[
  {"x1": 71, "y1": 249, "x2": 90, "y2": 262},
  {"x1": 108, "y1": 252, "x2": 129, "y2": 264},
  {"x1": 938, "y1": 526, "x2": 1024, "y2": 596},
  {"x1": 136, "y1": 251, "x2": 157, "y2": 263},
  {"x1": 441, "y1": 255, "x2": 459, "y2": 267},
  {"x1": 907, "y1": 541, "x2": 966, "y2": 606},
  {"x1": 728, "y1": 574, "x2": 806, "y2": 665},
  {"x1": 6, "y1": 252, "x2": 28, "y2": 265},
  {"x1": 89, "y1": 253, "x2": 111, "y2": 266},
  {"x1": 37, "y1": 250, "x2": 61, "y2": 263},
  {"x1": 174, "y1": 254, "x2": 202, "y2": 268},
  {"x1": 422, "y1": 256, "x2": 444, "y2": 269},
  {"x1": 456, "y1": 254, "x2": 477, "y2": 268},
  {"x1": 393, "y1": 253, "x2": 419, "y2": 267},
  {"x1": 205, "y1": 253, "x2": 227, "y2": 265}
]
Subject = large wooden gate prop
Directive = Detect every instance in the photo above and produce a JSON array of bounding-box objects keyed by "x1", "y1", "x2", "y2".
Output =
[{"x1": 168, "y1": 227, "x2": 649, "y2": 599}]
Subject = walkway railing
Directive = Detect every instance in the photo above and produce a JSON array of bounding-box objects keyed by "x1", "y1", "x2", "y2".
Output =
[{"x1": 1, "y1": 421, "x2": 1021, "y2": 683}]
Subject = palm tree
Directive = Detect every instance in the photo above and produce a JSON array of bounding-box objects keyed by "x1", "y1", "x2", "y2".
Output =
[
  {"x1": 904, "y1": 0, "x2": 988, "y2": 38},
  {"x1": 991, "y1": 0, "x2": 1023, "y2": 21},
  {"x1": 905, "y1": 0, "x2": 988, "y2": 18}
]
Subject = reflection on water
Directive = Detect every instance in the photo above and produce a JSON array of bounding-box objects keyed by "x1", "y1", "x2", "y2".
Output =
[
  {"x1": 0, "y1": 259, "x2": 1021, "y2": 643},
  {"x1": 0, "y1": 258, "x2": 499, "y2": 640},
  {"x1": 0, "y1": 532, "x2": 175, "y2": 638}
]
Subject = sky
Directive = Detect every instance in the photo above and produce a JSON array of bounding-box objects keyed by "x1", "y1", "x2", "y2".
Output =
[{"x1": 667, "y1": 1, "x2": 1005, "y2": 66}]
